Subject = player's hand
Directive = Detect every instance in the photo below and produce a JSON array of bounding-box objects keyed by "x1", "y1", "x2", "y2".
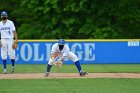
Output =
[
  {"x1": 12, "y1": 41, "x2": 18, "y2": 49},
  {"x1": 15, "y1": 40, "x2": 18, "y2": 43},
  {"x1": 51, "y1": 53, "x2": 59, "y2": 60}
]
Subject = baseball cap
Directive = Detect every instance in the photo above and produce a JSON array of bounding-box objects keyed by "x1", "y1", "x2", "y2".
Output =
[
  {"x1": 1, "y1": 11, "x2": 8, "y2": 16},
  {"x1": 58, "y1": 39, "x2": 65, "y2": 45}
]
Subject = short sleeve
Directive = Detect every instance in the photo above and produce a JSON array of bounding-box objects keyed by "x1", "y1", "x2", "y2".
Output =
[{"x1": 11, "y1": 21, "x2": 16, "y2": 31}]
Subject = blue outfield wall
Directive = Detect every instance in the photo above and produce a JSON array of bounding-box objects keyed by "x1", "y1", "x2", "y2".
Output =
[{"x1": 1, "y1": 39, "x2": 140, "y2": 64}]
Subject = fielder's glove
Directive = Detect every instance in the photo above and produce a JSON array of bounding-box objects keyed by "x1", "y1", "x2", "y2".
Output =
[
  {"x1": 54, "y1": 59, "x2": 63, "y2": 68},
  {"x1": 12, "y1": 41, "x2": 18, "y2": 49}
]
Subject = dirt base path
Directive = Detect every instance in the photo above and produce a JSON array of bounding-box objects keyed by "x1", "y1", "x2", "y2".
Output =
[{"x1": 1, "y1": 73, "x2": 140, "y2": 79}]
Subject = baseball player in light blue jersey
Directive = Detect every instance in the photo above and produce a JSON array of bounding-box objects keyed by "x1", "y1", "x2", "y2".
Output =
[
  {"x1": 0, "y1": 11, "x2": 18, "y2": 74},
  {"x1": 45, "y1": 39, "x2": 88, "y2": 77}
]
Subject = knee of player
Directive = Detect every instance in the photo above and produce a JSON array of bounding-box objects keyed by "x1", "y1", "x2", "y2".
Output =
[
  {"x1": 9, "y1": 55, "x2": 15, "y2": 59},
  {"x1": 1, "y1": 56, "x2": 8, "y2": 60},
  {"x1": 73, "y1": 58, "x2": 79, "y2": 63},
  {"x1": 48, "y1": 59, "x2": 54, "y2": 65}
]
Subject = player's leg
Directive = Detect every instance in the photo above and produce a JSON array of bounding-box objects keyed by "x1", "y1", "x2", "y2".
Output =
[
  {"x1": 45, "y1": 58, "x2": 54, "y2": 77},
  {"x1": 10, "y1": 59, "x2": 15, "y2": 73},
  {"x1": 1, "y1": 39, "x2": 8, "y2": 74},
  {"x1": 8, "y1": 39, "x2": 15, "y2": 73},
  {"x1": 67, "y1": 52, "x2": 88, "y2": 76},
  {"x1": 45, "y1": 54, "x2": 62, "y2": 77}
]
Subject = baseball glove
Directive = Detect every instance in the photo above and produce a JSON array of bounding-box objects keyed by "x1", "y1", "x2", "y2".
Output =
[
  {"x1": 12, "y1": 41, "x2": 18, "y2": 49},
  {"x1": 54, "y1": 60, "x2": 63, "y2": 68}
]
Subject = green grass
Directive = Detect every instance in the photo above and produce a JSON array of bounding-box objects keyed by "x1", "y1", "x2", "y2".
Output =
[
  {"x1": 0, "y1": 79, "x2": 140, "y2": 93},
  {"x1": 0, "y1": 64, "x2": 140, "y2": 73},
  {"x1": 0, "y1": 64, "x2": 140, "y2": 93}
]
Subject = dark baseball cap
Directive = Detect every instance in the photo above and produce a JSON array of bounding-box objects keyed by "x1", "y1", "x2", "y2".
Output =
[
  {"x1": 58, "y1": 39, "x2": 65, "y2": 45},
  {"x1": 1, "y1": 11, "x2": 8, "y2": 16}
]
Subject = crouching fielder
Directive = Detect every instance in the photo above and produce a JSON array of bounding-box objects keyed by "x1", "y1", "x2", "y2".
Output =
[{"x1": 45, "y1": 39, "x2": 88, "y2": 77}]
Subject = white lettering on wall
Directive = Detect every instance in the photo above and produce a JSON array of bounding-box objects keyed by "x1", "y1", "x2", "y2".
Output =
[
  {"x1": 71, "y1": 43, "x2": 83, "y2": 60},
  {"x1": 20, "y1": 43, "x2": 32, "y2": 61},
  {"x1": 33, "y1": 43, "x2": 44, "y2": 61},
  {"x1": 15, "y1": 42, "x2": 96, "y2": 63},
  {"x1": 45, "y1": 43, "x2": 52, "y2": 61},
  {"x1": 128, "y1": 41, "x2": 139, "y2": 46},
  {"x1": 84, "y1": 43, "x2": 95, "y2": 61}
]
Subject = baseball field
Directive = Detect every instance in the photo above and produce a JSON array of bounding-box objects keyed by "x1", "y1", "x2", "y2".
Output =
[{"x1": 0, "y1": 64, "x2": 140, "y2": 93}]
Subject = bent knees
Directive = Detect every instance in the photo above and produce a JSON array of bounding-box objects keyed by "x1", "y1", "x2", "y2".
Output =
[{"x1": 48, "y1": 58, "x2": 54, "y2": 65}]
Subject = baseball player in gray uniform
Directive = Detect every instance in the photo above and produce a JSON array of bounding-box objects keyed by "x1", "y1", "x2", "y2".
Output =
[
  {"x1": 45, "y1": 39, "x2": 88, "y2": 77},
  {"x1": 0, "y1": 11, "x2": 18, "y2": 74}
]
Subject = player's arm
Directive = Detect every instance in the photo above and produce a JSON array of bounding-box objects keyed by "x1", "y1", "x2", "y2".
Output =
[
  {"x1": 11, "y1": 21, "x2": 18, "y2": 43},
  {"x1": 50, "y1": 44, "x2": 59, "y2": 60},
  {"x1": 13, "y1": 31, "x2": 18, "y2": 43},
  {"x1": 50, "y1": 53, "x2": 59, "y2": 60}
]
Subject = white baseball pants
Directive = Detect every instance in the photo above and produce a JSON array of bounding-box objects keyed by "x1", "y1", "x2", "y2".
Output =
[
  {"x1": 1, "y1": 38, "x2": 15, "y2": 60},
  {"x1": 48, "y1": 51, "x2": 79, "y2": 65}
]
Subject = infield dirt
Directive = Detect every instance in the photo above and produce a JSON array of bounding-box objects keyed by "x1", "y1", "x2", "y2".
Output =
[{"x1": 1, "y1": 73, "x2": 140, "y2": 79}]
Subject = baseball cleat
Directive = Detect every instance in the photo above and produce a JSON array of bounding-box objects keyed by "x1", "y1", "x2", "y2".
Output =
[
  {"x1": 45, "y1": 72, "x2": 50, "y2": 77},
  {"x1": 79, "y1": 72, "x2": 88, "y2": 77},
  {"x1": 11, "y1": 67, "x2": 14, "y2": 73},
  {"x1": 3, "y1": 70, "x2": 7, "y2": 74}
]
